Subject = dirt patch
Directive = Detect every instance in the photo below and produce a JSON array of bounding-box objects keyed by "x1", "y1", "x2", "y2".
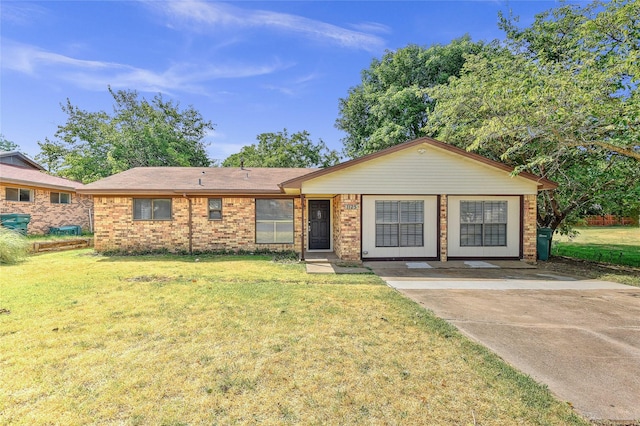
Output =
[
  {"x1": 123, "y1": 275, "x2": 174, "y2": 283},
  {"x1": 539, "y1": 256, "x2": 640, "y2": 280}
]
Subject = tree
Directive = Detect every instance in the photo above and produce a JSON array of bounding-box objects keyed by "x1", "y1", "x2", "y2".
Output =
[
  {"x1": 335, "y1": 37, "x2": 485, "y2": 158},
  {"x1": 425, "y1": 0, "x2": 639, "y2": 232},
  {"x1": 0, "y1": 134, "x2": 19, "y2": 152},
  {"x1": 40, "y1": 88, "x2": 214, "y2": 183},
  {"x1": 222, "y1": 129, "x2": 340, "y2": 168}
]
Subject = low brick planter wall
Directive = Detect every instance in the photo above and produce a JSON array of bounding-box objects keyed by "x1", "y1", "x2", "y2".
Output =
[{"x1": 31, "y1": 238, "x2": 94, "y2": 253}]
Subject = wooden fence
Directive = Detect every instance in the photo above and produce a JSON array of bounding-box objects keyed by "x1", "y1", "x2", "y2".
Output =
[{"x1": 584, "y1": 215, "x2": 637, "y2": 226}]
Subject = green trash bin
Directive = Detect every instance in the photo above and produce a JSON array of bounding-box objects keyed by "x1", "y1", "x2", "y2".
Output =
[
  {"x1": 0, "y1": 214, "x2": 31, "y2": 235},
  {"x1": 536, "y1": 228, "x2": 553, "y2": 261}
]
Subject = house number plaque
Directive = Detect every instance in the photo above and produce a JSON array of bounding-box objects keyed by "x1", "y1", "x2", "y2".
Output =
[{"x1": 344, "y1": 204, "x2": 358, "y2": 210}]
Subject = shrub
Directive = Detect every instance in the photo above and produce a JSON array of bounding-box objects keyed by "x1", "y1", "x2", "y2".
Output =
[{"x1": 0, "y1": 227, "x2": 30, "y2": 264}]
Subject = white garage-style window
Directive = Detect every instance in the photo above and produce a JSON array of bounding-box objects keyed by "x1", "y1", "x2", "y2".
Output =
[
  {"x1": 375, "y1": 200, "x2": 424, "y2": 247},
  {"x1": 133, "y1": 198, "x2": 172, "y2": 220},
  {"x1": 256, "y1": 199, "x2": 294, "y2": 243},
  {"x1": 460, "y1": 201, "x2": 507, "y2": 247}
]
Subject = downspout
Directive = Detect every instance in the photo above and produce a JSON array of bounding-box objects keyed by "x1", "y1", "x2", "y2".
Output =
[
  {"x1": 183, "y1": 194, "x2": 193, "y2": 255},
  {"x1": 300, "y1": 194, "x2": 305, "y2": 261}
]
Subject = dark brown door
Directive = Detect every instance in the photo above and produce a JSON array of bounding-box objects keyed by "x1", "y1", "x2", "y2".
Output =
[{"x1": 309, "y1": 200, "x2": 330, "y2": 250}]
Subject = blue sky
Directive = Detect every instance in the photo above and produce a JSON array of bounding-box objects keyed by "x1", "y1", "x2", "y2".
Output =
[{"x1": 1, "y1": 0, "x2": 574, "y2": 163}]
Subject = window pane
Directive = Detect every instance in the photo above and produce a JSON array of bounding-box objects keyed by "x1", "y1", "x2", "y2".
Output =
[
  {"x1": 6, "y1": 188, "x2": 18, "y2": 201},
  {"x1": 134, "y1": 199, "x2": 152, "y2": 220},
  {"x1": 256, "y1": 221, "x2": 275, "y2": 243},
  {"x1": 19, "y1": 189, "x2": 31, "y2": 202},
  {"x1": 376, "y1": 224, "x2": 398, "y2": 247},
  {"x1": 461, "y1": 224, "x2": 483, "y2": 246},
  {"x1": 484, "y1": 201, "x2": 507, "y2": 223},
  {"x1": 153, "y1": 199, "x2": 172, "y2": 220},
  {"x1": 209, "y1": 198, "x2": 222, "y2": 210},
  {"x1": 400, "y1": 224, "x2": 423, "y2": 247},
  {"x1": 51, "y1": 192, "x2": 59, "y2": 203},
  {"x1": 60, "y1": 193, "x2": 70, "y2": 204},
  {"x1": 400, "y1": 201, "x2": 423, "y2": 223},
  {"x1": 209, "y1": 198, "x2": 222, "y2": 220},
  {"x1": 484, "y1": 224, "x2": 507, "y2": 246},
  {"x1": 461, "y1": 201, "x2": 483, "y2": 223},
  {"x1": 275, "y1": 221, "x2": 294, "y2": 243},
  {"x1": 256, "y1": 199, "x2": 293, "y2": 220},
  {"x1": 375, "y1": 201, "x2": 398, "y2": 223}
]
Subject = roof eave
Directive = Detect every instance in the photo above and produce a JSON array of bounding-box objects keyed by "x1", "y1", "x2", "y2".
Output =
[
  {"x1": 77, "y1": 188, "x2": 289, "y2": 196},
  {"x1": 0, "y1": 177, "x2": 80, "y2": 192}
]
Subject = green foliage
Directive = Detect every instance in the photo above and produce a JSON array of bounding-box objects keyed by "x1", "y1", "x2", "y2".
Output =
[
  {"x1": 222, "y1": 129, "x2": 340, "y2": 168},
  {"x1": 0, "y1": 227, "x2": 30, "y2": 264},
  {"x1": 552, "y1": 242, "x2": 640, "y2": 268},
  {"x1": 335, "y1": 37, "x2": 485, "y2": 158},
  {"x1": 37, "y1": 87, "x2": 214, "y2": 182},
  {"x1": 0, "y1": 134, "x2": 19, "y2": 152},
  {"x1": 425, "y1": 0, "x2": 639, "y2": 231}
]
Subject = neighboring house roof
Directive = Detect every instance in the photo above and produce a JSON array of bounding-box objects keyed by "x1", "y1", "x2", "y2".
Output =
[
  {"x1": 77, "y1": 167, "x2": 319, "y2": 195},
  {"x1": 279, "y1": 137, "x2": 558, "y2": 191},
  {"x1": 0, "y1": 163, "x2": 85, "y2": 191},
  {"x1": 0, "y1": 151, "x2": 45, "y2": 171}
]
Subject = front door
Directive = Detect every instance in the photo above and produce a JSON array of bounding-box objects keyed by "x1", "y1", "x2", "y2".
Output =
[{"x1": 309, "y1": 200, "x2": 331, "y2": 250}]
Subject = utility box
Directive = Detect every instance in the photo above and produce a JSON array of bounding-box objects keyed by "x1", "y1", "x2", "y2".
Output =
[
  {"x1": 0, "y1": 214, "x2": 31, "y2": 235},
  {"x1": 536, "y1": 228, "x2": 553, "y2": 261}
]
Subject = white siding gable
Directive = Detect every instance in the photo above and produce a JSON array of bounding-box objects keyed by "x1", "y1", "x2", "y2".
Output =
[{"x1": 301, "y1": 143, "x2": 538, "y2": 195}]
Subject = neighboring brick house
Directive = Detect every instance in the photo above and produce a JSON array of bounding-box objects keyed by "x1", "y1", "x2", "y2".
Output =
[
  {"x1": 0, "y1": 151, "x2": 93, "y2": 234},
  {"x1": 78, "y1": 138, "x2": 557, "y2": 262}
]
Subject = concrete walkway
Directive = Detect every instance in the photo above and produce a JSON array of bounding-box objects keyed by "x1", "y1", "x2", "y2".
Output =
[{"x1": 367, "y1": 261, "x2": 640, "y2": 423}]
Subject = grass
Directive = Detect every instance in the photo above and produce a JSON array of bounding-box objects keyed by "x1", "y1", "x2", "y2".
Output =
[
  {"x1": 0, "y1": 250, "x2": 587, "y2": 425},
  {"x1": 0, "y1": 228, "x2": 30, "y2": 264},
  {"x1": 551, "y1": 227, "x2": 640, "y2": 268}
]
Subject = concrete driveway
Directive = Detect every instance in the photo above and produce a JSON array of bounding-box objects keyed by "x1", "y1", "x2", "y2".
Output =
[{"x1": 366, "y1": 261, "x2": 640, "y2": 423}]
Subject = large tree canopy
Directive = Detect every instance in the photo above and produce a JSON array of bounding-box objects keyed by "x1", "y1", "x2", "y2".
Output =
[
  {"x1": 335, "y1": 37, "x2": 485, "y2": 158},
  {"x1": 425, "y1": 0, "x2": 639, "y2": 231},
  {"x1": 36, "y1": 88, "x2": 214, "y2": 183},
  {"x1": 222, "y1": 129, "x2": 340, "y2": 168}
]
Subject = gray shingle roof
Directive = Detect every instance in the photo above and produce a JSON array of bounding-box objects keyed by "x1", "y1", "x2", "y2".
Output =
[
  {"x1": 78, "y1": 167, "x2": 318, "y2": 195},
  {"x1": 0, "y1": 164, "x2": 85, "y2": 191}
]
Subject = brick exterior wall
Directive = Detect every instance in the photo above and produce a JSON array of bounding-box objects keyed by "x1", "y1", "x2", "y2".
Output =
[
  {"x1": 523, "y1": 194, "x2": 537, "y2": 262},
  {"x1": 439, "y1": 195, "x2": 448, "y2": 262},
  {"x1": 93, "y1": 196, "x2": 302, "y2": 254},
  {"x1": 332, "y1": 194, "x2": 361, "y2": 261},
  {"x1": 0, "y1": 184, "x2": 93, "y2": 234}
]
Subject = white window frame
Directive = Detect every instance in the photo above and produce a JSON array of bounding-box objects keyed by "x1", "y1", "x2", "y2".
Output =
[
  {"x1": 5, "y1": 187, "x2": 33, "y2": 202},
  {"x1": 133, "y1": 198, "x2": 172, "y2": 221},
  {"x1": 255, "y1": 199, "x2": 294, "y2": 244},
  {"x1": 50, "y1": 192, "x2": 72, "y2": 204}
]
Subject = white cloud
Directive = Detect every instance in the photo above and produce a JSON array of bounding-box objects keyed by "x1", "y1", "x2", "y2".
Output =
[
  {"x1": 0, "y1": 3, "x2": 48, "y2": 26},
  {"x1": 349, "y1": 22, "x2": 392, "y2": 35},
  {"x1": 1, "y1": 40, "x2": 289, "y2": 93},
  {"x1": 150, "y1": 0, "x2": 386, "y2": 52},
  {"x1": 262, "y1": 72, "x2": 322, "y2": 97}
]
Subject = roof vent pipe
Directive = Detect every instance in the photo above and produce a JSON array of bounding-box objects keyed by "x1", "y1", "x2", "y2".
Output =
[{"x1": 240, "y1": 157, "x2": 244, "y2": 170}]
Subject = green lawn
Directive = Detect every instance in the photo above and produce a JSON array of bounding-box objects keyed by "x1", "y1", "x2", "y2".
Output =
[
  {"x1": 551, "y1": 227, "x2": 640, "y2": 268},
  {"x1": 0, "y1": 250, "x2": 586, "y2": 425}
]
